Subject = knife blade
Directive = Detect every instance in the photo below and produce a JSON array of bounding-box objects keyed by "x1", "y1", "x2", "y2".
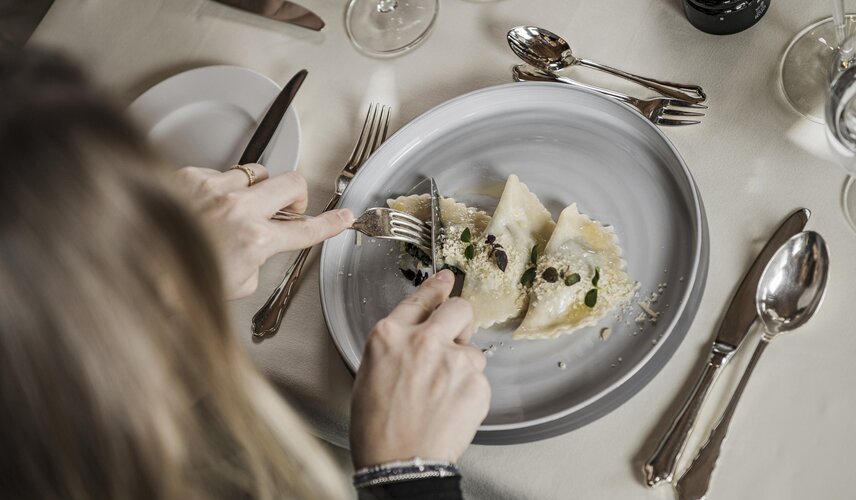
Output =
[
  {"x1": 212, "y1": 0, "x2": 325, "y2": 31},
  {"x1": 239, "y1": 69, "x2": 307, "y2": 165},
  {"x1": 643, "y1": 207, "x2": 810, "y2": 487},
  {"x1": 429, "y1": 178, "x2": 442, "y2": 273}
]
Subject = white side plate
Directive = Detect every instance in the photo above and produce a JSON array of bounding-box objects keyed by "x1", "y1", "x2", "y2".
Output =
[{"x1": 128, "y1": 65, "x2": 300, "y2": 174}]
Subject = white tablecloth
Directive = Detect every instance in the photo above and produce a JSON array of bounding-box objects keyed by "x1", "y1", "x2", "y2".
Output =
[{"x1": 31, "y1": 1, "x2": 856, "y2": 498}]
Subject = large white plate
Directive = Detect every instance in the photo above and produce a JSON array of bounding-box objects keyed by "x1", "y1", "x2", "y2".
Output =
[
  {"x1": 320, "y1": 83, "x2": 708, "y2": 444},
  {"x1": 128, "y1": 66, "x2": 300, "y2": 173}
]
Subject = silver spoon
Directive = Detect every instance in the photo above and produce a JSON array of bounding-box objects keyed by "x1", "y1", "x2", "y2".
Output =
[
  {"x1": 506, "y1": 26, "x2": 706, "y2": 104},
  {"x1": 675, "y1": 231, "x2": 829, "y2": 500}
]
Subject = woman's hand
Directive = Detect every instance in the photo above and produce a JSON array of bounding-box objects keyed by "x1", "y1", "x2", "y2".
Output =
[
  {"x1": 173, "y1": 164, "x2": 353, "y2": 299},
  {"x1": 350, "y1": 270, "x2": 491, "y2": 468}
]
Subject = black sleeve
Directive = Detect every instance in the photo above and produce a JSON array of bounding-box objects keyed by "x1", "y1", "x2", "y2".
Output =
[{"x1": 357, "y1": 477, "x2": 463, "y2": 500}]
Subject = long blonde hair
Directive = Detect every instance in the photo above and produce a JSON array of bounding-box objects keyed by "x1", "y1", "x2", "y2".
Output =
[{"x1": 0, "y1": 49, "x2": 348, "y2": 499}]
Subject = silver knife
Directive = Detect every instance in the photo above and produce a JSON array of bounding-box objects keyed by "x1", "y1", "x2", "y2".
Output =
[
  {"x1": 643, "y1": 208, "x2": 811, "y2": 487},
  {"x1": 429, "y1": 178, "x2": 442, "y2": 273},
  {"x1": 239, "y1": 69, "x2": 307, "y2": 165},
  {"x1": 212, "y1": 0, "x2": 325, "y2": 31}
]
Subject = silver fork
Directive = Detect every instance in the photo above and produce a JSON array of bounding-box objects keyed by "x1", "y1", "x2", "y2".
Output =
[
  {"x1": 512, "y1": 64, "x2": 706, "y2": 126},
  {"x1": 252, "y1": 103, "x2": 391, "y2": 339},
  {"x1": 273, "y1": 207, "x2": 432, "y2": 250}
]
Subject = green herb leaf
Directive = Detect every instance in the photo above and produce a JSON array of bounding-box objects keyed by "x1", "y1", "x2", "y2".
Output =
[
  {"x1": 460, "y1": 227, "x2": 472, "y2": 243},
  {"x1": 520, "y1": 267, "x2": 537, "y2": 287},
  {"x1": 564, "y1": 273, "x2": 581, "y2": 286},
  {"x1": 592, "y1": 266, "x2": 600, "y2": 287},
  {"x1": 584, "y1": 288, "x2": 598, "y2": 308},
  {"x1": 530, "y1": 245, "x2": 539, "y2": 265},
  {"x1": 542, "y1": 267, "x2": 559, "y2": 283},
  {"x1": 464, "y1": 244, "x2": 475, "y2": 260}
]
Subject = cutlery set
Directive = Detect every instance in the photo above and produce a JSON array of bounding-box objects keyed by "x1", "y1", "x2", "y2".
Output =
[
  {"x1": 212, "y1": 15, "x2": 823, "y2": 498},
  {"x1": 645, "y1": 210, "x2": 828, "y2": 500},
  {"x1": 507, "y1": 25, "x2": 708, "y2": 126},
  {"x1": 251, "y1": 102, "x2": 392, "y2": 339}
]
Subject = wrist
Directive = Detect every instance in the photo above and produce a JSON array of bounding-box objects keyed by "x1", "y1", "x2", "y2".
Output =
[{"x1": 353, "y1": 457, "x2": 460, "y2": 488}]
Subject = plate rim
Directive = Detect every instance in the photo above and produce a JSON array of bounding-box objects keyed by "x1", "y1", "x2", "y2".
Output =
[
  {"x1": 320, "y1": 82, "x2": 708, "y2": 437},
  {"x1": 127, "y1": 64, "x2": 301, "y2": 172}
]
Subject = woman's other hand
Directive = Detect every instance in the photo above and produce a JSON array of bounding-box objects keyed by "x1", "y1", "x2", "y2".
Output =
[
  {"x1": 173, "y1": 164, "x2": 353, "y2": 299},
  {"x1": 350, "y1": 270, "x2": 491, "y2": 468}
]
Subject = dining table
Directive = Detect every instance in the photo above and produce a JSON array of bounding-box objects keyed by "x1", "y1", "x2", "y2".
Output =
[{"x1": 29, "y1": 0, "x2": 856, "y2": 498}]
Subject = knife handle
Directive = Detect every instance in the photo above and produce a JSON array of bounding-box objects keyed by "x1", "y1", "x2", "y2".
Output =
[
  {"x1": 644, "y1": 345, "x2": 733, "y2": 486},
  {"x1": 675, "y1": 339, "x2": 770, "y2": 500}
]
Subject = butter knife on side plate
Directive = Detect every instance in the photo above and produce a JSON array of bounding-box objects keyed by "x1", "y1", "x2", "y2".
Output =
[
  {"x1": 212, "y1": 0, "x2": 325, "y2": 31},
  {"x1": 239, "y1": 69, "x2": 307, "y2": 165},
  {"x1": 643, "y1": 208, "x2": 811, "y2": 487}
]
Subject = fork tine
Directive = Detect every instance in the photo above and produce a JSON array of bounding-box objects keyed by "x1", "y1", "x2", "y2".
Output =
[
  {"x1": 664, "y1": 99, "x2": 708, "y2": 109},
  {"x1": 380, "y1": 105, "x2": 391, "y2": 142},
  {"x1": 392, "y1": 219, "x2": 432, "y2": 240},
  {"x1": 370, "y1": 234, "x2": 430, "y2": 251},
  {"x1": 391, "y1": 225, "x2": 430, "y2": 241},
  {"x1": 347, "y1": 103, "x2": 376, "y2": 167},
  {"x1": 367, "y1": 105, "x2": 387, "y2": 157},
  {"x1": 655, "y1": 118, "x2": 702, "y2": 126},
  {"x1": 357, "y1": 105, "x2": 382, "y2": 166},
  {"x1": 390, "y1": 212, "x2": 433, "y2": 241},
  {"x1": 662, "y1": 109, "x2": 706, "y2": 117},
  {"x1": 389, "y1": 209, "x2": 429, "y2": 228},
  {"x1": 391, "y1": 226, "x2": 431, "y2": 244},
  {"x1": 391, "y1": 216, "x2": 430, "y2": 234}
]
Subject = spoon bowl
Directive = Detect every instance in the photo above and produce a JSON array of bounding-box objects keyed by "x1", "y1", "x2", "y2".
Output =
[
  {"x1": 507, "y1": 25, "x2": 575, "y2": 73},
  {"x1": 756, "y1": 231, "x2": 829, "y2": 336}
]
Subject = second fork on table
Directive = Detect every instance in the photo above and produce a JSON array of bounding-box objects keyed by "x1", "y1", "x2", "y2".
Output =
[{"x1": 512, "y1": 64, "x2": 706, "y2": 126}]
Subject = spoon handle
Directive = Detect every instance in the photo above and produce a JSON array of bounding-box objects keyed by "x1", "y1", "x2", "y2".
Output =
[
  {"x1": 576, "y1": 58, "x2": 706, "y2": 103},
  {"x1": 675, "y1": 338, "x2": 770, "y2": 500}
]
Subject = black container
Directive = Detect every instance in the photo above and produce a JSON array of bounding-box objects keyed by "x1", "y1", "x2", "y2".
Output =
[{"x1": 683, "y1": 0, "x2": 770, "y2": 35}]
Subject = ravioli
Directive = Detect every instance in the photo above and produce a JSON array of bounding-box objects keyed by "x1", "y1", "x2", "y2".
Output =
[
  {"x1": 459, "y1": 175, "x2": 555, "y2": 329},
  {"x1": 387, "y1": 193, "x2": 491, "y2": 270},
  {"x1": 514, "y1": 203, "x2": 636, "y2": 339}
]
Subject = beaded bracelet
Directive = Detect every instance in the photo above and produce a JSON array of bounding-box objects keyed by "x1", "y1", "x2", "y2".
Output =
[{"x1": 353, "y1": 457, "x2": 461, "y2": 488}]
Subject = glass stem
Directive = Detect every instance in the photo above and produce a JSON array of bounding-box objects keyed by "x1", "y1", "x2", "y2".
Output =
[
  {"x1": 833, "y1": 0, "x2": 855, "y2": 68},
  {"x1": 376, "y1": 0, "x2": 398, "y2": 13}
]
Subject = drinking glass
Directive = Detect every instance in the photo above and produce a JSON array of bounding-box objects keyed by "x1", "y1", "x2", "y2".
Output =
[
  {"x1": 825, "y1": 63, "x2": 856, "y2": 230},
  {"x1": 781, "y1": 0, "x2": 856, "y2": 123},
  {"x1": 345, "y1": 0, "x2": 439, "y2": 57}
]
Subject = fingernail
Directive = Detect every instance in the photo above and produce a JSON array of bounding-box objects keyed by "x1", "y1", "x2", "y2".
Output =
[
  {"x1": 336, "y1": 208, "x2": 354, "y2": 225},
  {"x1": 436, "y1": 269, "x2": 454, "y2": 283}
]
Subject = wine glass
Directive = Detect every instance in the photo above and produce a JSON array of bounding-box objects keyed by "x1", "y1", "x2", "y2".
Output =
[
  {"x1": 825, "y1": 62, "x2": 856, "y2": 230},
  {"x1": 345, "y1": 0, "x2": 439, "y2": 57},
  {"x1": 781, "y1": 0, "x2": 856, "y2": 123}
]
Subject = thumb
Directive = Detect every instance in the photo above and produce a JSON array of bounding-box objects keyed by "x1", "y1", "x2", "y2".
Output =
[{"x1": 274, "y1": 208, "x2": 354, "y2": 251}]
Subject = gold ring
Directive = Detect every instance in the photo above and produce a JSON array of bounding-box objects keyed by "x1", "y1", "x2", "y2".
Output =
[{"x1": 231, "y1": 164, "x2": 256, "y2": 187}]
